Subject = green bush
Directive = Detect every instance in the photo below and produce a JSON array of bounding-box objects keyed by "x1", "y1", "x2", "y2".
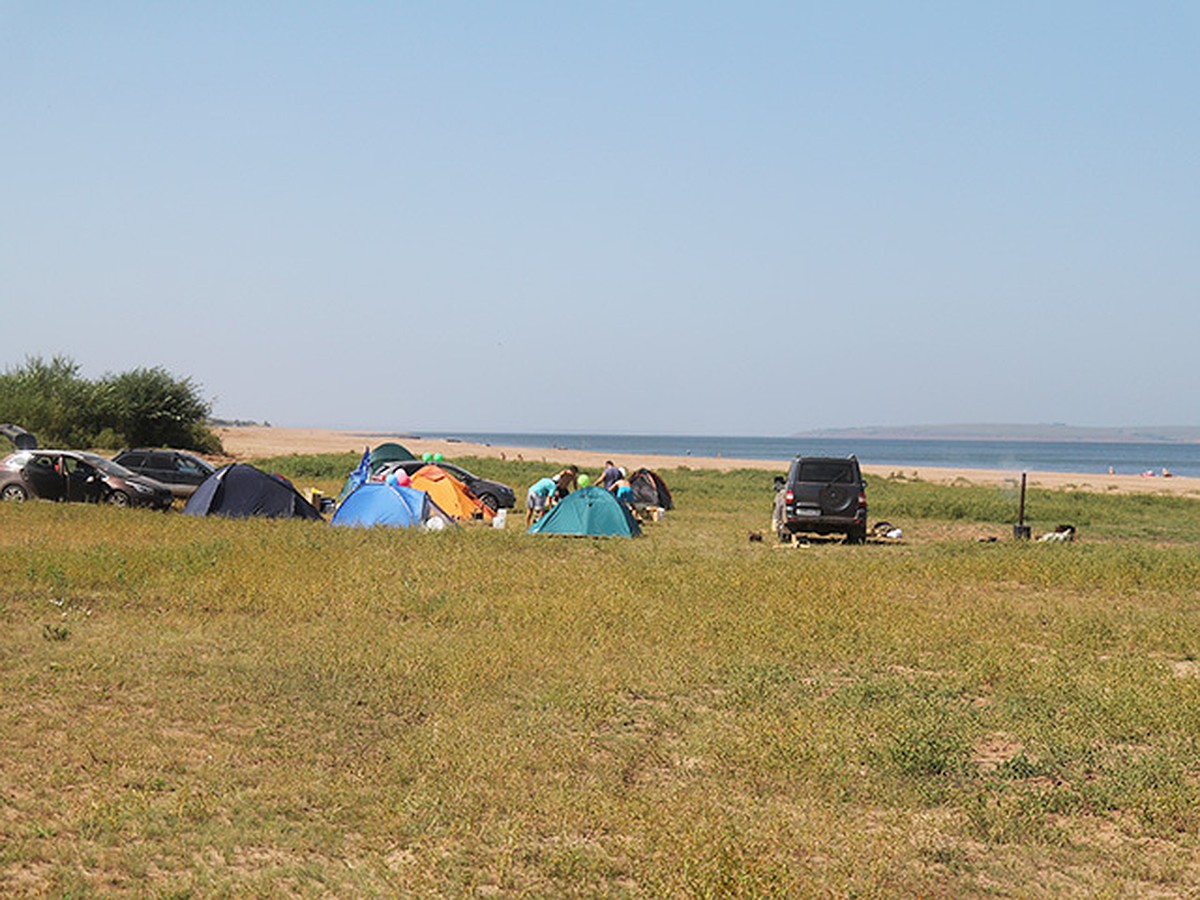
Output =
[{"x1": 0, "y1": 355, "x2": 221, "y2": 453}]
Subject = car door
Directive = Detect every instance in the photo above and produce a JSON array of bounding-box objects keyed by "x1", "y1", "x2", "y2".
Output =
[
  {"x1": 23, "y1": 453, "x2": 67, "y2": 500},
  {"x1": 144, "y1": 452, "x2": 180, "y2": 487},
  {"x1": 64, "y1": 457, "x2": 104, "y2": 502},
  {"x1": 173, "y1": 454, "x2": 211, "y2": 487}
]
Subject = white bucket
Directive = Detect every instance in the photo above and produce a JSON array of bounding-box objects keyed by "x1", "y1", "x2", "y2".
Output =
[{"x1": 492, "y1": 508, "x2": 508, "y2": 529}]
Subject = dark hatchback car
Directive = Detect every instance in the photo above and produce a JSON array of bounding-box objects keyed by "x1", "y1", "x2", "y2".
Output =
[
  {"x1": 113, "y1": 448, "x2": 216, "y2": 498},
  {"x1": 376, "y1": 459, "x2": 516, "y2": 510},
  {"x1": 772, "y1": 455, "x2": 868, "y2": 544},
  {"x1": 0, "y1": 450, "x2": 174, "y2": 509}
]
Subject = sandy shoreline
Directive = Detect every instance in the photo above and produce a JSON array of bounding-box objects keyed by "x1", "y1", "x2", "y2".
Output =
[{"x1": 213, "y1": 425, "x2": 1200, "y2": 497}]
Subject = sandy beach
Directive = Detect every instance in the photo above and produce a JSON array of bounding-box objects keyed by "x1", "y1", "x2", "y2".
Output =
[{"x1": 213, "y1": 425, "x2": 1200, "y2": 498}]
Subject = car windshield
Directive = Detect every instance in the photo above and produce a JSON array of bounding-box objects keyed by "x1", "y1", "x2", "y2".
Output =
[{"x1": 79, "y1": 453, "x2": 136, "y2": 478}]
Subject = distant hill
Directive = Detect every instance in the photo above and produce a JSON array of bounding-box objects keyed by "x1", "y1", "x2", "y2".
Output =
[{"x1": 794, "y1": 424, "x2": 1200, "y2": 443}]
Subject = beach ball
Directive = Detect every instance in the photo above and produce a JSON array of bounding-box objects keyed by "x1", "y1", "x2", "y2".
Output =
[
  {"x1": 422, "y1": 452, "x2": 432, "y2": 462},
  {"x1": 577, "y1": 474, "x2": 590, "y2": 488},
  {"x1": 433, "y1": 452, "x2": 443, "y2": 463},
  {"x1": 385, "y1": 473, "x2": 398, "y2": 487},
  {"x1": 396, "y1": 471, "x2": 412, "y2": 487}
]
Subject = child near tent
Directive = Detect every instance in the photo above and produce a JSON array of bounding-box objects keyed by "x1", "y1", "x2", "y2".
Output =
[
  {"x1": 611, "y1": 476, "x2": 636, "y2": 509},
  {"x1": 525, "y1": 476, "x2": 558, "y2": 526}
]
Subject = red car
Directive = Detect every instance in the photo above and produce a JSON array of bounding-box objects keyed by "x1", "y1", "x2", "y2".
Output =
[{"x1": 0, "y1": 450, "x2": 174, "y2": 509}]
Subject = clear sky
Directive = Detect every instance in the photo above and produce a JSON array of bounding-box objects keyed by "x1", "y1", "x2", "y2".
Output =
[{"x1": 3, "y1": 2, "x2": 1197, "y2": 435}]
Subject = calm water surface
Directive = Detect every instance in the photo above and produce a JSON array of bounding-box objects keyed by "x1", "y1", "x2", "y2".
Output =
[{"x1": 436, "y1": 433, "x2": 1200, "y2": 478}]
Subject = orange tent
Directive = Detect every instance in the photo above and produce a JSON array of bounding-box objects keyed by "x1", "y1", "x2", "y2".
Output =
[{"x1": 410, "y1": 465, "x2": 493, "y2": 522}]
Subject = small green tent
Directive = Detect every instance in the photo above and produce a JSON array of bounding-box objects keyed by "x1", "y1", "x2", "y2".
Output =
[
  {"x1": 370, "y1": 442, "x2": 416, "y2": 472},
  {"x1": 335, "y1": 442, "x2": 418, "y2": 503},
  {"x1": 528, "y1": 486, "x2": 641, "y2": 537}
]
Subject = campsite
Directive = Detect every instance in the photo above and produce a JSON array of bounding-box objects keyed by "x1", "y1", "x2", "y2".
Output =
[{"x1": 4, "y1": 447, "x2": 1200, "y2": 896}]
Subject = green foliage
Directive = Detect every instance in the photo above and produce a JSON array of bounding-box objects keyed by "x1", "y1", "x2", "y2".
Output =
[
  {"x1": 251, "y1": 452, "x2": 362, "y2": 480},
  {"x1": 0, "y1": 355, "x2": 99, "y2": 447},
  {"x1": 0, "y1": 355, "x2": 220, "y2": 453},
  {"x1": 93, "y1": 366, "x2": 213, "y2": 449}
]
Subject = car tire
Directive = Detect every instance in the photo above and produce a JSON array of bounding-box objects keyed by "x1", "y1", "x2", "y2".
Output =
[
  {"x1": 478, "y1": 492, "x2": 499, "y2": 512},
  {"x1": 846, "y1": 525, "x2": 867, "y2": 545},
  {"x1": 1, "y1": 484, "x2": 28, "y2": 502},
  {"x1": 820, "y1": 484, "x2": 855, "y2": 515},
  {"x1": 105, "y1": 490, "x2": 131, "y2": 508}
]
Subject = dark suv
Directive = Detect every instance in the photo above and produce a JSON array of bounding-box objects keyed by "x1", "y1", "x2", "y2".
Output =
[
  {"x1": 112, "y1": 449, "x2": 216, "y2": 498},
  {"x1": 772, "y1": 455, "x2": 868, "y2": 543}
]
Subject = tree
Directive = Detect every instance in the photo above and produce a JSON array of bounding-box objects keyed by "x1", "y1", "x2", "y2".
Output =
[
  {"x1": 0, "y1": 356, "x2": 99, "y2": 447},
  {"x1": 94, "y1": 367, "x2": 216, "y2": 450},
  {"x1": 0, "y1": 356, "x2": 221, "y2": 452}
]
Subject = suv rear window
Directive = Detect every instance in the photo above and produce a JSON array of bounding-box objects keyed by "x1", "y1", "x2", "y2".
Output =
[{"x1": 794, "y1": 461, "x2": 856, "y2": 483}]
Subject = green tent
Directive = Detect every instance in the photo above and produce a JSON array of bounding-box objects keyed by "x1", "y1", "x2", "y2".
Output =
[
  {"x1": 370, "y1": 442, "x2": 416, "y2": 472},
  {"x1": 528, "y1": 486, "x2": 641, "y2": 537},
  {"x1": 336, "y1": 442, "x2": 418, "y2": 503}
]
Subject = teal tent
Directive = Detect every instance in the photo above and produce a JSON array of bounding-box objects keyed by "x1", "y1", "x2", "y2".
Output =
[{"x1": 528, "y1": 486, "x2": 641, "y2": 537}]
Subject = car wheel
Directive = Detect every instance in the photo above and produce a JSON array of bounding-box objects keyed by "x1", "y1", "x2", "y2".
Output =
[
  {"x1": 846, "y1": 525, "x2": 867, "y2": 545},
  {"x1": 820, "y1": 484, "x2": 855, "y2": 515},
  {"x1": 105, "y1": 490, "x2": 131, "y2": 508},
  {"x1": 1, "y1": 484, "x2": 28, "y2": 502},
  {"x1": 478, "y1": 492, "x2": 499, "y2": 512}
]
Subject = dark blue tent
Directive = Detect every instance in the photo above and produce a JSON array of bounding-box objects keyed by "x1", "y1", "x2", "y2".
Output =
[
  {"x1": 183, "y1": 464, "x2": 323, "y2": 520},
  {"x1": 332, "y1": 483, "x2": 450, "y2": 529}
]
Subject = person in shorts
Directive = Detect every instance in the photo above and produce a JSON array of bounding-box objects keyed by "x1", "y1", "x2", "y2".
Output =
[{"x1": 525, "y1": 476, "x2": 558, "y2": 526}]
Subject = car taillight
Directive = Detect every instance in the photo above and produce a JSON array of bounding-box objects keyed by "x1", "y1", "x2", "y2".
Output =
[
  {"x1": 785, "y1": 490, "x2": 794, "y2": 503},
  {"x1": 858, "y1": 491, "x2": 867, "y2": 505}
]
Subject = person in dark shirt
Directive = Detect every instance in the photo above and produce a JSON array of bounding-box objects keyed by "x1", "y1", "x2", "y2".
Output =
[{"x1": 598, "y1": 461, "x2": 622, "y2": 490}]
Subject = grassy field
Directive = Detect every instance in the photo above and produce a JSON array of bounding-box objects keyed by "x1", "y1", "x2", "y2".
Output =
[{"x1": 3, "y1": 456, "x2": 1200, "y2": 896}]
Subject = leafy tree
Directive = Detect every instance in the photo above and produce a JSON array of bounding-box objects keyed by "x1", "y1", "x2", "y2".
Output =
[
  {"x1": 0, "y1": 355, "x2": 99, "y2": 447},
  {"x1": 0, "y1": 356, "x2": 222, "y2": 452},
  {"x1": 95, "y1": 366, "x2": 215, "y2": 449}
]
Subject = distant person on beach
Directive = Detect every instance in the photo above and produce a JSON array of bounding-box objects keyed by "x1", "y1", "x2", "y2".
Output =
[
  {"x1": 525, "y1": 476, "x2": 558, "y2": 526},
  {"x1": 598, "y1": 461, "x2": 623, "y2": 490}
]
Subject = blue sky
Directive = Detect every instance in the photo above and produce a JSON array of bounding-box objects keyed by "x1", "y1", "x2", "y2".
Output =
[{"x1": 3, "y1": 2, "x2": 1197, "y2": 434}]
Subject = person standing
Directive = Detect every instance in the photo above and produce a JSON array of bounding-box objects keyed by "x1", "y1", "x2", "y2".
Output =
[
  {"x1": 598, "y1": 460, "x2": 623, "y2": 490},
  {"x1": 525, "y1": 476, "x2": 558, "y2": 526}
]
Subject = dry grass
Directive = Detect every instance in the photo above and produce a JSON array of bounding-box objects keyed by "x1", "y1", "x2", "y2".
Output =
[{"x1": 2, "y1": 469, "x2": 1200, "y2": 896}]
